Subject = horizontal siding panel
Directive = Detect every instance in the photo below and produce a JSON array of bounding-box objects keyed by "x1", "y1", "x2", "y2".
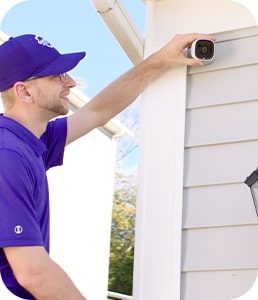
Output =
[
  {"x1": 185, "y1": 100, "x2": 258, "y2": 147},
  {"x1": 187, "y1": 64, "x2": 258, "y2": 108},
  {"x1": 188, "y1": 33, "x2": 258, "y2": 75},
  {"x1": 182, "y1": 225, "x2": 258, "y2": 271},
  {"x1": 181, "y1": 270, "x2": 257, "y2": 300},
  {"x1": 183, "y1": 184, "x2": 258, "y2": 228},
  {"x1": 184, "y1": 141, "x2": 258, "y2": 187}
]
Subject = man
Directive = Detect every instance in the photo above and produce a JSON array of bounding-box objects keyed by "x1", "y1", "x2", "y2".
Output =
[{"x1": 0, "y1": 32, "x2": 214, "y2": 299}]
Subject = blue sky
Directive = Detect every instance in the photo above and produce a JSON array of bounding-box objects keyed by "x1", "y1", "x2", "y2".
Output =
[{"x1": 1, "y1": 0, "x2": 146, "y2": 173}]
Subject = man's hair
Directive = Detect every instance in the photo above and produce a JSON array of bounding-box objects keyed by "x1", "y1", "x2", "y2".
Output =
[{"x1": 1, "y1": 88, "x2": 15, "y2": 109}]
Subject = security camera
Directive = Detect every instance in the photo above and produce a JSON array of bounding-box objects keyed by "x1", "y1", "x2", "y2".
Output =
[{"x1": 190, "y1": 39, "x2": 215, "y2": 63}]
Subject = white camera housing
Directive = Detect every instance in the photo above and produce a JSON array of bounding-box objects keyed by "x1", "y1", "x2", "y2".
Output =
[{"x1": 190, "y1": 38, "x2": 215, "y2": 63}]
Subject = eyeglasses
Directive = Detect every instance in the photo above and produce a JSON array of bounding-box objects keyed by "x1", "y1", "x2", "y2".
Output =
[
  {"x1": 58, "y1": 73, "x2": 66, "y2": 83},
  {"x1": 25, "y1": 73, "x2": 67, "y2": 83}
]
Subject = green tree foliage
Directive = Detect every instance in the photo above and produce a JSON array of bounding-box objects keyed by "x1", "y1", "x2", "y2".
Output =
[{"x1": 108, "y1": 172, "x2": 137, "y2": 296}]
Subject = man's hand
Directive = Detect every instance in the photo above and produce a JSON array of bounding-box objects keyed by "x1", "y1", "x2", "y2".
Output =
[{"x1": 156, "y1": 32, "x2": 216, "y2": 68}]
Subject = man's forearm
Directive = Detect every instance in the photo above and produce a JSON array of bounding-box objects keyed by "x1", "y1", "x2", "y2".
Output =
[
  {"x1": 4, "y1": 246, "x2": 87, "y2": 300},
  {"x1": 19, "y1": 260, "x2": 87, "y2": 300},
  {"x1": 66, "y1": 47, "x2": 166, "y2": 144},
  {"x1": 86, "y1": 48, "x2": 168, "y2": 126}
]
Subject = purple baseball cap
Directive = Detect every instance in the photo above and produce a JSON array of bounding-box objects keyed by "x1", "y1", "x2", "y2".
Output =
[{"x1": 0, "y1": 34, "x2": 86, "y2": 92}]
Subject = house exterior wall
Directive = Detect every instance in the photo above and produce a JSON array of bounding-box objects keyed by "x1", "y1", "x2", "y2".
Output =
[
  {"x1": 182, "y1": 26, "x2": 258, "y2": 298},
  {"x1": 134, "y1": 1, "x2": 258, "y2": 300},
  {"x1": 183, "y1": 26, "x2": 258, "y2": 300},
  {"x1": 47, "y1": 126, "x2": 117, "y2": 300}
]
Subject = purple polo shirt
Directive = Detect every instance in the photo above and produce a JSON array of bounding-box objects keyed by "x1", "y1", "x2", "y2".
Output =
[{"x1": 0, "y1": 115, "x2": 67, "y2": 299}]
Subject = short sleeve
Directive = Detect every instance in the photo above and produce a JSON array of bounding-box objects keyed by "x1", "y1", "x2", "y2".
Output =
[{"x1": 41, "y1": 117, "x2": 67, "y2": 170}]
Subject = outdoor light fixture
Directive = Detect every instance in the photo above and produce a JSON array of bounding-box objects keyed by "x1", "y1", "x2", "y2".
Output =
[{"x1": 245, "y1": 167, "x2": 258, "y2": 217}]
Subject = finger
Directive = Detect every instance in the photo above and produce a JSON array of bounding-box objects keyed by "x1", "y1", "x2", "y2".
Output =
[{"x1": 185, "y1": 57, "x2": 205, "y2": 66}]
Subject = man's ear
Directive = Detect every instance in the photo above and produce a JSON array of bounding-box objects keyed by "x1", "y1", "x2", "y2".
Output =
[{"x1": 13, "y1": 81, "x2": 34, "y2": 104}]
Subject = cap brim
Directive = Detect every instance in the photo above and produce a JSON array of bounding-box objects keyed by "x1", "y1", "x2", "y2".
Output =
[{"x1": 34, "y1": 51, "x2": 86, "y2": 77}]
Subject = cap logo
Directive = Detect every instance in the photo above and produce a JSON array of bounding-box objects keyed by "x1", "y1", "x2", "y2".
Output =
[{"x1": 35, "y1": 35, "x2": 54, "y2": 48}]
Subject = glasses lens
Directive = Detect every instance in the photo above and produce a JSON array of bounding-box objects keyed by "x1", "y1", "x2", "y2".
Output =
[{"x1": 59, "y1": 73, "x2": 66, "y2": 83}]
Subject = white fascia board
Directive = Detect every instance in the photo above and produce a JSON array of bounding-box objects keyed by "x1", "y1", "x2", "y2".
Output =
[
  {"x1": 90, "y1": 0, "x2": 144, "y2": 65},
  {"x1": 70, "y1": 88, "x2": 133, "y2": 138}
]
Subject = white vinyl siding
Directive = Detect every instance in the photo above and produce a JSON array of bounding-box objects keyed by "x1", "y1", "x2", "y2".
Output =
[{"x1": 181, "y1": 26, "x2": 258, "y2": 300}]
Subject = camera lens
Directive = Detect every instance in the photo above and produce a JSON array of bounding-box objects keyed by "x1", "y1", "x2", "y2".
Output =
[
  {"x1": 195, "y1": 40, "x2": 214, "y2": 60},
  {"x1": 200, "y1": 46, "x2": 208, "y2": 54}
]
